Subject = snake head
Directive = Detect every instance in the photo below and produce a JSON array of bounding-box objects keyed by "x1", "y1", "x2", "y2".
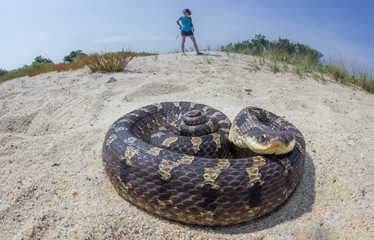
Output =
[
  {"x1": 243, "y1": 130, "x2": 295, "y2": 155},
  {"x1": 229, "y1": 107, "x2": 297, "y2": 155}
]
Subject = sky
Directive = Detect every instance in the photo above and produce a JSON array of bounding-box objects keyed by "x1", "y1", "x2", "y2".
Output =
[{"x1": 1, "y1": 0, "x2": 374, "y2": 72}]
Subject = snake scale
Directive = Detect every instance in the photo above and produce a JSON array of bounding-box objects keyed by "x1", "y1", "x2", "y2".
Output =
[{"x1": 102, "y1": 102, "x2": 305, "y2": 226}]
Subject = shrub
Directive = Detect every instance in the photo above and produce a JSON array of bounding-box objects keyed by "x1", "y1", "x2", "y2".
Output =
[
  {"x1": 223, "y1": 35, "x2": 269, "y2": 55},
  {"x1": 33, "y1": 55, "x2": 53, "y2": 65},
  {"x1": 84, "y1": 51, "x2": 136, "y2": 72},
  {"x1": 222, "y1": 34, "x2": 323, "y2": 65},
  {"x1": 0, "y1": 69, "x2": 7, "y2": 76},
  {"x1": 30, "y1": 55, "x2": 54, "y2": 72},
  {"x1": 63, "y1": 50, "x2": 87, "y2": 63}
]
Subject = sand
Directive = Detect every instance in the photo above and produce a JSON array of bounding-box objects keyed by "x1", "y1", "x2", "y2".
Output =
[{"x1": 0, "y1": 51, "x2": 373, "y2": 239}]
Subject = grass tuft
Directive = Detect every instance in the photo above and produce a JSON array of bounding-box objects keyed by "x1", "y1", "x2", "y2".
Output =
[
  {"x1": 203, "y1": 56, "x2": 211, "y2": 64},
  {"x1": 293, "y1": 67, "x2": 306, "y2": 79},
  {"x1": 271, "y1": 60, "x2": 281, "y2": 73},
  {"x1": 244, "y1": 57, "x2": 261, "y2": 72},
  {"x1": 84, "y1": 51, "x2": 136, "y2": 72}
]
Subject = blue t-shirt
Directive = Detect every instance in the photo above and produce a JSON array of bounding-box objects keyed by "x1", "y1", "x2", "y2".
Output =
[{"x1": 179, "y1": 16, "x2": 192, "y2": 32}]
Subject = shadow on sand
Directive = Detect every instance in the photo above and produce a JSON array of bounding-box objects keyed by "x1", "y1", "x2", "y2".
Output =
[{"x1": 196, "y1": 52, "x2": 222, "y2": 57}]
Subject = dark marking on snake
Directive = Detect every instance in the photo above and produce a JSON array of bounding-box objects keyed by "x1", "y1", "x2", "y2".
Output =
[
  {"x1": 201, "y1": 184, "x2": 218, "y2": 212},
  {"x1": 248, "y1": 181, "x2": 262, "y2": 208}
]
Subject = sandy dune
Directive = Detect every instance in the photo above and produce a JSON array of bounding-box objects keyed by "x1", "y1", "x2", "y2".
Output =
[{"x1": 1, "y1": 51, "x2": 373, "y2": 239}]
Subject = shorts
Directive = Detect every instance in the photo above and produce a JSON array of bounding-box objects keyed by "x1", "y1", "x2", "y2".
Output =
[{"x1": 181, "y1": 31, "x2": 193, "y2": 36}]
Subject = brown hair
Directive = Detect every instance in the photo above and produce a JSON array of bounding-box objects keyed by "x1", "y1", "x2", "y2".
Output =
[{"x1": 183, "y1": 9, "x2": 191, "y2": 15}]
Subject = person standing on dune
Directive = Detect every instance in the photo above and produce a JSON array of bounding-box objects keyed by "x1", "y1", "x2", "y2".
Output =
[{"x1": 176, "y1": 9, "x2": 203, "y2": 56}]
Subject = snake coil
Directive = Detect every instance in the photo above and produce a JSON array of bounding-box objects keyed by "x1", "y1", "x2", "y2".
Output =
[{"x1": 102, "y1": 102, "x2": 305, "y2": 226}]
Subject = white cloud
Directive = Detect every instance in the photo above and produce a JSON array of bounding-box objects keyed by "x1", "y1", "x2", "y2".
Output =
[{"x1": 93, "y1": 35, "x2": 174, "y2": 43}]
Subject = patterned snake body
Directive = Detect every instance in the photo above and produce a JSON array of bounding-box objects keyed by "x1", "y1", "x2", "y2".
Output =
[{"x1": 102, "y1": 102, "x2": 305, "y2": 226}]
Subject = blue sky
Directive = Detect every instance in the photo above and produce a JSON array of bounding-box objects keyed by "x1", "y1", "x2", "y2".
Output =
[{"x1": 1, "y1": 0, "x2": 374, "y2": 72}]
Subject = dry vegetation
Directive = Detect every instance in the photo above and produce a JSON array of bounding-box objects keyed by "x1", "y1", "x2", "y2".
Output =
[
  {"x1": 0, "y1": 51, "x2": 156, "y2": 84},
  {"x1": 27, "y1": 61, "x2": 86, "y2": 77},
  {"x1": 83, "y1": 52, "x2": 137, "y2": 73}
]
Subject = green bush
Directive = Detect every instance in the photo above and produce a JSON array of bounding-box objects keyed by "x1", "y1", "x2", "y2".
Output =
[
  {"x1": 63, "y1": 50, "x2": 87, "y2": 63},
  {"x1": 222, "y1": 34, "x2": 323, "y2": 65},
  {"x1": 0, "y1": 69, "x2": 7, "y2": 76},
  {"x1": 31, "y1": 56, "x2": 54, "y2": 71},
  {"x1": 33, "y1": 55, "x2": 53, "y2": 65}
]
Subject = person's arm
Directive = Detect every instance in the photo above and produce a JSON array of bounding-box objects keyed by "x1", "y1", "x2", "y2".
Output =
[
  {"x1": 176, "y1": 19, "x2": 182, "y2": 30},
  {"x1": 190, "y1": 19, "x2": 194, "y2": 32}
]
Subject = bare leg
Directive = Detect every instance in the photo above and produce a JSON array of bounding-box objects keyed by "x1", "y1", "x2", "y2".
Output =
[
  {"x1": 181, "y1": 35, "x2": 186, "y2": 55},
  {"x1": 189, "y1": 35, "x2": 200, "y2": 54}
]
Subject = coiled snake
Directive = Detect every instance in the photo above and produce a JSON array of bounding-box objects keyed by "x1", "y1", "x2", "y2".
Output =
[{"x1": 102, "y1": 102, "x2": 305, "y2": 226}]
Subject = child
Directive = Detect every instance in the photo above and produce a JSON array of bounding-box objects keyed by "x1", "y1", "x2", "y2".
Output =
[{"x1": 176, "y1": 9, "x2": 203, "y2": 55}]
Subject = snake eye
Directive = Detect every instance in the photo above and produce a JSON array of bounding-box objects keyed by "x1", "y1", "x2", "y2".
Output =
[{"x1": 260, "y1": 134, "x2": 268, "y2": 142}]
